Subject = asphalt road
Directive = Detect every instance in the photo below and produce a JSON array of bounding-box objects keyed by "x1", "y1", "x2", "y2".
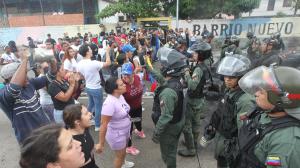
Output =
[{"x1": 0, "y1": 95, "x2": 218, "y2": 168}]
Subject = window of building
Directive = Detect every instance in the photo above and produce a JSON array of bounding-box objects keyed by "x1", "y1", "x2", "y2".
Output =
[
  {"x1": 83, "y1": 0, "x2": 99, "y2": 24},
  {"x1": 42, "y1": 0, "x2": 60, "y2": 13},
  {"x1": 267, "y1": 0, "x2": 276, "y2": 11},
  {"x1": 283, "y1": 0, "x2": 292, "y2": 7},
  {"x1": 61, "y1": 0, "x2": 83, "y2": 14}
]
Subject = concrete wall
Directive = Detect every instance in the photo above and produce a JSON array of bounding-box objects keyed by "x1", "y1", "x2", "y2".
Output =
[
  {"x1": 171, "y1": 17, "x2": 300, "y2": 38},
  {"x1": 1, "y1": 17, "x2": 300, "y2": 48},
  {"x1": 0, "y1": 24, "x2": 130, "y2": 46}
]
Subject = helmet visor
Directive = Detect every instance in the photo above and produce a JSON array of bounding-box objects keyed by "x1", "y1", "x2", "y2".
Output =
[
  {"x1": 238, "y1": 66, "x2": 282, "y2": 95},
  {"x1": 217, "y1": 55, "x2": 250, "y2": 77},
  {"x1": 157, "y1": 47, "x2": 186, "y2": 68}
]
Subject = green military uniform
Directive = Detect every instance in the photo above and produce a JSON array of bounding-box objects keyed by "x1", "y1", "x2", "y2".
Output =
[
  {"x1": 220, "y1": 44, "x2": 242, "y2": 60},
  {"x1": 254, "y1": 125, "x2": 300, "y2": 168},
  {"x1": 240, "y1": 39, "x2": 252, "y2": 50},
  {"x1": 180, "y1": 66, "x2": 206, "y2": 155},
  {"x1": 150, "y1": 47, "x2": 187, "y2": 168},
  {"x1": 237, "y1": 65, "x2": 300, "y2": 168},
  {"x1": 210, "y1": 54, "x2": 254, "y2": 168},
  {"x1": 214, "y1": 88, "x2": 255, "y2": 167},
  {"x1": 154, "y1": 87, "x2": 185, "y2": 168}
]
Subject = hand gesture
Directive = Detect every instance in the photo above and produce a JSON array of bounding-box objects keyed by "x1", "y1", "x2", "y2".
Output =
[
  {"x1": 18, "y1": 47, "x2": 30, "y2": 61},
  {"x1": 74, "y1": 72, "x2": 81, "y2": 82},
  {"x1": 95, "y1": 143, "x2": 104, "y2": 154},
  {"x1": 68, "y1": 73, "x2": 76, "y2": 86}
]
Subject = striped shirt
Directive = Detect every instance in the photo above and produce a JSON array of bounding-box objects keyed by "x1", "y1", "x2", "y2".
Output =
[{"x1": 0, "y1": 74, "x2": 54, "y2": 143}]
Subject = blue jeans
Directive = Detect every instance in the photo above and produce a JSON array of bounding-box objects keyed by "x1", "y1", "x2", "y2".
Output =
[
  {"x1": 86, "y1": 87, "x2": 103, "y2": 127},
  {"x1": 54, "y1": 109, "x2": 63, "y2": 124}
]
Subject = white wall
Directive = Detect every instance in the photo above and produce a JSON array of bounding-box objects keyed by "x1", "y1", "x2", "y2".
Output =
[{"x1": 98, "y1": 0, "x2": 119, "y2": 24}]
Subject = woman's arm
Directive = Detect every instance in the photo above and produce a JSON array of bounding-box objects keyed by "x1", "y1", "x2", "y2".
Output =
[
  {"x1": 54, "y1": 75, "x2": 76, "y2": 102},
  {"x1": 95, "y1": 115, "x2": 112, "y2": 154}
]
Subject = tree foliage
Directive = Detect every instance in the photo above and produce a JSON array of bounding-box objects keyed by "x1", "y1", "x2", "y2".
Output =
[
  {"x1": 292, "y1": 0, "x2": 300, "y2": 16},
  {"x1": 97, "y1": 0, "x2": 261, "y2": 19},
  {"x1": 97, "y1": 0, "x2": 162, "y2": 19}
]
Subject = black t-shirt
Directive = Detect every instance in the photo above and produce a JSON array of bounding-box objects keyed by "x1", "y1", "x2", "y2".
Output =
[
  {"x1": 73, "y1": 129, "x2": 99, "y2": 168},
  {"x1": 48, "y1": 80, "x2": 75, "y2": 110},
  {"x1": 49, "y1": 38, "x2": 56, "y2": 45}
]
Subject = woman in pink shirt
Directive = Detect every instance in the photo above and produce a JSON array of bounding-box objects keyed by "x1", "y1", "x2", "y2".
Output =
[{"x1": 95, "y1": 77, "x2": 134, "y2": 168}]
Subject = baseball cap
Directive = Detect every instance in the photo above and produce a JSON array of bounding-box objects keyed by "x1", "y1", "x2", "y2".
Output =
[
  {"x1": 122, "y1": 44, "x2": 136, "y2": 53},
  {"x1": 121, "y1": 63, "x2": 133, "y2": 75},
  {"x1": 0, "y1": 62, "x2": 31, "y2": 80}
]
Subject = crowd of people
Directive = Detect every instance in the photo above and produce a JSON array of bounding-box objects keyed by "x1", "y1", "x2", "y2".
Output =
[{"x1": 0, "y1": 25, "x2": 300, "y2": 168}]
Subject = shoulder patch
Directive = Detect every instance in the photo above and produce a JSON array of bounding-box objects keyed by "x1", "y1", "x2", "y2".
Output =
[{"x1": 266, "y1": 156, "x2": 281, "y2": 166}]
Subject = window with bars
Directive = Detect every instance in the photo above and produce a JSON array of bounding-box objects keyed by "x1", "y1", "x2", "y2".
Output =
[
  {"x1": 267, "y1": 0, "x2": 276, "y2": 11},
  {"x1": 283, "y1": 0, "x2": 292, "y2": 7}
]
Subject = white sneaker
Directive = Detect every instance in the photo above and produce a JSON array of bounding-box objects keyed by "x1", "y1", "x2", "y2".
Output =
[
  {"x1": 121, "y1": 160, "x2": 135, "y2": 168},
  {"x1": 142, "y1": 107, "x2": 145, "y2": 112},
  {"x1": 95, "y1": 127, "x2": 100, "y2": 131}
]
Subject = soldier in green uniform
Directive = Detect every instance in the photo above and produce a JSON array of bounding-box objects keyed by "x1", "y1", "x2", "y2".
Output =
[
  {"x1": 149, "y1": 47, "x2": 186, "y2": 168},
  {"x1": 241, "y1": 32, "x2": 255, "y2": 51},
  {"x1": 177, "y1": 41, "x2": 212, "y2": 157},
  {"x1": 237, "y1": 65, "x2": 300, "y2": 168},
  {"x1": 251, "y1": 38, "x2": 281, "y2": 69},
  {"x1": 220, "y1": 36, "x2": 242, "y2": 60},
  {"x1": 201, "y1": 54, "x2": 256, "y2": 168}
]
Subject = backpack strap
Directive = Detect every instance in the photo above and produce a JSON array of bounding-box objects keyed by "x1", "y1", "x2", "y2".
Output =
[{"x1": 261, "y1": 116, "x2": 300, "y2": 137}]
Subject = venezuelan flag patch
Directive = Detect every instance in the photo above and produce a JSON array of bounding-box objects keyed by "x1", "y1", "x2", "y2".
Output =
[{"x1": 266, "y1": 156, "x2": 281, "y2": 166}]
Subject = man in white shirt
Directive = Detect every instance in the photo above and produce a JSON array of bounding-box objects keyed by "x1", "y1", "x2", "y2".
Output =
[
  {"x1": 71, "y1": 37, "x2": 84, "y2": 62},
  {"x1": 0, "y1": 46, "x2": 19, "y2": 65},
  {"x1": 77, "y1": 44, "x2": 111, "y2": 131}
]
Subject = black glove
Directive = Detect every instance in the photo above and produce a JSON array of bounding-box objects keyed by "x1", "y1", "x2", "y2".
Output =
[
  {"x1": 204, "y1": 124, "x2": 216, "y2": 141},
  {"x1": 152, "y1": 131, "x2": 160, "y2": 144}
]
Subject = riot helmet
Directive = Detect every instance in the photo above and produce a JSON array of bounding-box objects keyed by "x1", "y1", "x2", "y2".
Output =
[
  {"x1": 189, "y1": 41, "x2": 212, "y2": 61},
  {"x1": 262, "y1": 38, "x2": 277, "y2": 46},
  {"x1": 239, "y1": 65, "x2": 300, "y2": 120},
  {"x1": 217, "y1": 54, "x2": 251, "y2": 77},
  {"x1": 229, "y1": 35, "x2": 240, "y2": 46},
  {"x1": 157, "y1": 47, "x2": 187, "y2": 77},
  {"x1": 246, "y1": 32, "x2": 254, "y2": 39},
  {"x1": 273, "y1": 32, "x2": 281, "y2": 39}
]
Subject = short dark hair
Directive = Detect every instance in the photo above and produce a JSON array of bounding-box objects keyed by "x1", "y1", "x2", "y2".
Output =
[
  {"x1": 63, "y1": 104, "x2": 83, "y2": 129},
  {"x1": 104, "y1": 77, "x2": 118, "y2": 94},
  {"x1": 19, "y1": 124, "x2": 63, "y2": 168},
  {"x1": 47, "y1": 34, "x2": 51, "y2": 37},
  {"x1": 45, "y1": 39, "x2": 52, "y2": 44},
  {"x1": 79, "y1": 44, "x2": 90, "y2": 57},
  {"x1": 116, "y1": 53, "x2": 126, "y2": 66}
]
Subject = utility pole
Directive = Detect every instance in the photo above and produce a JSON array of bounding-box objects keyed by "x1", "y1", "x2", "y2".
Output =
[
  {"x1": 176, "y1": 0, "x2": 179, "y2": 29},
  {"x1": 39, "y1": 0, "x2": 45, "y2": 26},
  {"x1": 82, "y1": 0, "x2": 85, "y2": 24},
  {"x1": 2, "y1": 0, "x2": 9, "y2": 27}
]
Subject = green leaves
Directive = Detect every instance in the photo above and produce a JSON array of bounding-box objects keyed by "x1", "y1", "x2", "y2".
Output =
[
  {"x1": 96, "y1": 0, "x2": 262, "y2": 19},
  {"x1": 97, "y1": 0, "x2": 161, "y2": 19}
]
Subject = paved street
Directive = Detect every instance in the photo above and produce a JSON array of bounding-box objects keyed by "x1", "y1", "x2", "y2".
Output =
[{"x1": 0, "y1": 95, "x2": 218, "y2": 168}]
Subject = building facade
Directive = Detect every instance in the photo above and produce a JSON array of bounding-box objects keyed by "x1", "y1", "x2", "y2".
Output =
[
  {"x1": 242, "y1": 0, "x2": 300, "y2": 17},
  {"x1": 0, "y1": 0, "x2": 99, "y2": 27}
]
